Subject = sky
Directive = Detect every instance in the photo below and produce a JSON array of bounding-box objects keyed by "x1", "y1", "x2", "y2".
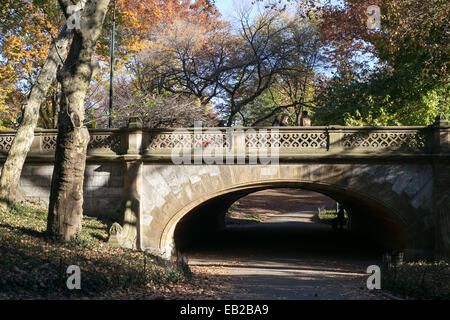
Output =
[
  {"x1": 213, "y1": 0, "x2": 265, "y2": 26},
  {"x1": 213, "y1": 0, "x2": 378, "y2": 78},
  {"x1": 213, "y1": 0, "x2": 299, "y2": 23},
  {"x1": 214, "y1": 0, "x2": 251, "y2": 20},
  {"x1": 214, "y1": 0, "x2": 345, "y2": 22},
  {"x1": 214, "y1": 0, "x2": 234, "y2": 19}
]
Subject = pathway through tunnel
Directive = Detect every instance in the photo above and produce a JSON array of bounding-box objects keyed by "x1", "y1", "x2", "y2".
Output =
[{"x1": 177, "y1": 189, "x2": 389, "y2": 300}]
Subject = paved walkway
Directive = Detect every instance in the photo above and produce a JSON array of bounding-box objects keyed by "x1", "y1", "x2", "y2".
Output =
[{"x1": 185, "y1": 189, "x2": 388, "y2": 300}]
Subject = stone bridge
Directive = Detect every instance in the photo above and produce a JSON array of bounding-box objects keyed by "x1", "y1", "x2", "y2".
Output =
[{"x1": 1, "y1": 118, "x2": 449, "y2": 261}]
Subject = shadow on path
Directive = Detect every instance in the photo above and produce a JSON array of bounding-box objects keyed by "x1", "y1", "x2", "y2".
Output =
[{"x1": 181, "y1": 189, "x2": 387, "y2": 300}]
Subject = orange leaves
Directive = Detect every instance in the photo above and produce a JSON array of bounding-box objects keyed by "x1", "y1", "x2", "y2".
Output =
[
  {"x1": 319, "y1": 0, "x2": 382, "y2": 57},
  {"x1": 0, "y1": 0, "x2": 226, "y2": 128},
  {"x1": 113, "y1": 0, "x2": 224, "y2": 55},
  {"x1": 319, "y1": 0, "x2": 449, "y2": 78},
  {"x1": 0, "y1": 0, "x2": 64, "y2": 128}
]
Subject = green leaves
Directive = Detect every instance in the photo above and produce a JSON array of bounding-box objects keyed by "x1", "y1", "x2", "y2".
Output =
[{"x1": 313, "y1": 0, "x2": 449, "y2": 126}]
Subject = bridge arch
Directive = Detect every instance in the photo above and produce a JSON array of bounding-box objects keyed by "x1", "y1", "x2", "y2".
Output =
[
  {"x1": 137, "y1": 163, "x2": 435, "y2": 259},
  {"x1": 167, "y1": 181, "x2": 408, "y2": 253}
]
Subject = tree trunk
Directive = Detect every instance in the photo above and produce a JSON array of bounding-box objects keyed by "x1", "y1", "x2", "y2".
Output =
[
  {"x1": 52, "y1": 82, "x2": 61, "y2": 129},
  {"x1": 47, "y1": 0, "x2": 110, "y2": 240},
  {"x1": 0, "y1": 25, "x2": 72, "y2": 209},
  {"x1": 47, "y1": 105, "x2": 90, "y2": 239},
  {"x1": 296, "y1": 106, "x2": 303, "y2": 126}
]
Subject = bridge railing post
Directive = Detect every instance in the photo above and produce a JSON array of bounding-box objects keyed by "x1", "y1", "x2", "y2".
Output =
[
  {"x1": 231, "y1": 126, "x2": 246, "y2": 164},
  {"x1": 327, "y1": 126, "x2": 344, "y2": 153},
  {"x1": 32, "y1": 129, "x2": 42, "y2": 154},
  {"x1": 126, "y1": 118, "x2": 143, "y2": 155},
  {"x1": 433, "y1": 114, "x2": 450, "y2": 154},
  {"x1": 432, "y1": 114, "x2": 450, "y2": 260}
]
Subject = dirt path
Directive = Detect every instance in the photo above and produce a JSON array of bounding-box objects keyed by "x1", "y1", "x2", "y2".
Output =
[{"x1": 184, "y1": 189, "x2": 388, "y2": 300}]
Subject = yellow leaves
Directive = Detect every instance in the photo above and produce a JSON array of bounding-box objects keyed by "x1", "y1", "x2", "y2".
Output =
[
  {"x1": 114, "y1": 0, "x2": 224, "y2": 55},
  {"x1": 0, "y1": 62, "x2": 23, "y2": 128},
  {"x1": 127, "y1": 35, "x2": 147, "y2": 53},
  {"x1": 0, "y1": 1, "x2": 63, "y2": 129},
  {"x1": 3, "y1": 34, "x2": 50, "y2": 78},
  {"x1": 1, "y1": 0, "x2": 58, "y2": 92}
]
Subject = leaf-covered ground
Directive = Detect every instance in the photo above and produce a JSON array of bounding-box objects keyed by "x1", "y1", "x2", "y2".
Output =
[
  {"x1": 382, "y1": 261, "x2": 450, "y2": 300},
  {"x1": 0, "y1": 203, "x2": 235, "y2": 300},
  {"x1": 1, "y1": 199, "x2": 448, "y2": 300}
]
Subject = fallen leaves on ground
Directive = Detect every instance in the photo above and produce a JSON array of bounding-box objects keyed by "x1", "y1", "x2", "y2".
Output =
[{"x1": 0, "y1": 203, "x2": 237, "y2": 300}]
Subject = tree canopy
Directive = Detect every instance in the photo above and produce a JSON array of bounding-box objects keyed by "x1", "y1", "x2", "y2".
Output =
[
  {"x1": 0, "y1": 0, "x2": 448, "y2": 129},
  {"x1": 314, "y1": 0, "x2": 449, "y2": 126}
]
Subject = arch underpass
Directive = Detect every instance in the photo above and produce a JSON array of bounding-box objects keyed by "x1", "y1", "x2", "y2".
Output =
[
  {"x1": 134, "y1": 163, "x2": 434, "y2": 260},
  {"x1": 173, "y1": 184, "x2": 408, "y2": 256}
]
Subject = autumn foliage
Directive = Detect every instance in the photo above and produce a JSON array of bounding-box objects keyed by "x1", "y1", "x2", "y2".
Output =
[
  {"x1": 0, "y1": 0, "x2": 448, "y2": 129},
  {"x1": 0, "y1": 0, "x2": 221, "y2": 129},
  {"x1": 314, "y1": 0, "x2": 449, "y2": 125},
  {"x1": 0, "y1": 0, "x2": 62, "y2": 129}
]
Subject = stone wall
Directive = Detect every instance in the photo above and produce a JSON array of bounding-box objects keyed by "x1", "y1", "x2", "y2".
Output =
[{"x1": 1, "y1": 162, "x2": 125, "y2": 220}]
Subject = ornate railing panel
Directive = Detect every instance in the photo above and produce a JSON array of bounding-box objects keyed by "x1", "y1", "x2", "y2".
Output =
[
  {"x1": 144, "y1": 128, "x2": 330, "y2": 156},
  {"x1": 0, "y1": 135, "x2": 14, "y2": 152},
  {"x1": 88, "y1": 132, "x2": 123, "y2": 154},
  {"x1": 42, "y1": 135, "x2": 57, "y2": 151},
  {"x1": 0, "y1": 130, "x2": 125, "y2": 156},
  {"x1": 340, "y1": 128, "x2": 432, "y2": 153},
  {"x1": 245, "y1": 130, "x2": 328, "y2": 149},
  {"x1": 146, "y1": 131, "x2": 230, "y2": 151}
]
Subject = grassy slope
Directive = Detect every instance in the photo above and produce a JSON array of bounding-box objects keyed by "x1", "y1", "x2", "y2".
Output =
[{"x1": 0, "y1": 203, "x2": 205, "y2": 299}]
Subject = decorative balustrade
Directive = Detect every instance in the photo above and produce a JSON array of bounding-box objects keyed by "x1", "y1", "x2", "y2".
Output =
[
  {"x1": 142, "y1": 126, "x2": 436, "y2": 157},
  {"x1": 0, "y1": 124, "x2": 448, "y2": 161},
  {"x1": 145, "y1": 130, "x2": 230, "y2": 152},
  {"x1": 0, "y1": 129, "x2": 125, "y2": 156},
  {"x1": 339, "y1": 128, "x2": 430, "y2": 152}
]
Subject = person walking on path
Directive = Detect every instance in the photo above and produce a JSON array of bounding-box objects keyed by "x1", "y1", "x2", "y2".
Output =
[
  {"x1": 272, "y1": 114, "x2": 282, "y2": 126},
  {"x1": 337, "y1": 207, "x2": 345, "y2": 230},
  {"x1": 280, "y1": 114, "x2": 289, "y2": 126}
]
